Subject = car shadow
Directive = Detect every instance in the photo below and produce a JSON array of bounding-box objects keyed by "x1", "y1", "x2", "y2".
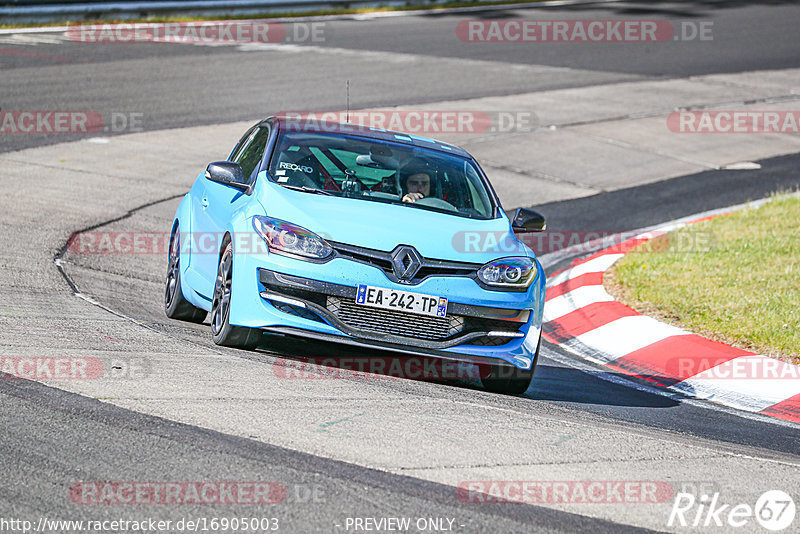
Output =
[
  {"x1": 256, "y1": 333, "x2": 680, "y2": 409},
  {"x1": 526, "y1": 361, "x2": 679, "y2": 408}
]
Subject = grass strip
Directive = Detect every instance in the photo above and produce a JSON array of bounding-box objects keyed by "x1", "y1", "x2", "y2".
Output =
[{"x1": 606, "y1": 192, "x2": 799, "y2": 364}]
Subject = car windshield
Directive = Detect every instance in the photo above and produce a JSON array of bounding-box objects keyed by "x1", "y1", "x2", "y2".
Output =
[{"x1": 266, "y1": 131, "x2": 497, "y2": 219}]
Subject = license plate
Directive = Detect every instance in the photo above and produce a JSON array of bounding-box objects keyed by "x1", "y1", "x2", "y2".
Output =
[{"x1": 355, "y1": 285, "x2": 447, "y2": 318}]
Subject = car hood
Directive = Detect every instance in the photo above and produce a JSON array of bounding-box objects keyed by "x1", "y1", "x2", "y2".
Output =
[{"x1": 256, "y1": 180, "x2": 531, "y2": 263}]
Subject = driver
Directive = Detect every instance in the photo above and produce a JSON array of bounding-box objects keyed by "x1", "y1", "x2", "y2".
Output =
[
  {"x1": 403, "y1": 172, "x2": 431, "y2": 203},
  {"x1": 400, "y1": 158, "x2": 436, "y2": 204}
]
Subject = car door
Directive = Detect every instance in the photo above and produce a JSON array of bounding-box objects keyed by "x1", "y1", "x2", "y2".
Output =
[{"x1": 191, "y1": 125, "x2": 271, "y2": 298}]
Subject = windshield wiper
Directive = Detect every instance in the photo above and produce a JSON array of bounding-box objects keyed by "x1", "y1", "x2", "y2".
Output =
[{"x1": 281, "y1": 184, "x2": 335, "y2": 196}]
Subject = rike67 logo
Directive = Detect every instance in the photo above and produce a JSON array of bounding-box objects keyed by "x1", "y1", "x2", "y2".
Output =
[{"x1": 669, "y1": 490, "x2": 795, "y2": 531}]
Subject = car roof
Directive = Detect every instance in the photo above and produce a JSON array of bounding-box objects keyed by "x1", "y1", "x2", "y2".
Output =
[{"x1": 267, "y1": 114, "x2": 472, "y2": 158}]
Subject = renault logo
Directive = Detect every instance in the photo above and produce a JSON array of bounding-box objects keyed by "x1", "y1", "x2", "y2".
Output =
[{"x1": 391, "y1": 246, "x2": 422, "y2": 282}]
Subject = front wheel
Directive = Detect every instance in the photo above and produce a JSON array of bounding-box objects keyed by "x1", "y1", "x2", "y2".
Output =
[
  {"x1": 164, "y1": 227, "x2": 207, "y2": 323},
  {"x1": 480, "y1": 334, "x2": 541, "y2": 395},
  {"x1": 210, "y1": 243, "x2": 262, "y2": 349}
]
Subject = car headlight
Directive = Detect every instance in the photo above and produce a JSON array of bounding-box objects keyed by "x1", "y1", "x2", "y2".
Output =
[
  {"x1": 477, "y1": 257, "x2": 538, "y2": 289},
  {"x1": 252, "y1": 216, "x2": 332, "y2": 260}
]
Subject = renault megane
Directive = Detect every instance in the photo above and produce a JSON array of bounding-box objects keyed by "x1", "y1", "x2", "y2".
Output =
[{"x1": 164, "y1": 115, "x2": 547, "y2": 394}]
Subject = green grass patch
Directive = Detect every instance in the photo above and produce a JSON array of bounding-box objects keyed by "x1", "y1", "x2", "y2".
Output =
[
  {"x1": 0, "y1": 0, "x2": 549, "y2": 29},
  {"x1": 607, "y1": 193, "x2": 800, "y2": 363}
]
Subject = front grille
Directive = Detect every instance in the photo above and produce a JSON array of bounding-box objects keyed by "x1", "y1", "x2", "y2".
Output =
[
  {"x1": 259, "y1": 269, "x2": 530, "y2": 347},
  {"x1": 330, "y1": 242, "x2": 479, "y2": 284},
  {"x1": 415, "y1": 264, "x2": 475, "y2": 279},
  {"x1": 467, "y1": 336, "x2": 515, "y2": 346},
  {"x1": 332, "y1": 245, "x2": 394, "y2": 273},
  {"x1": 463, "y1": 316, "x2": 525, "y2": 332},
  {"x1": 326, "y1": 296, "x2": 465, "y2": 340}
]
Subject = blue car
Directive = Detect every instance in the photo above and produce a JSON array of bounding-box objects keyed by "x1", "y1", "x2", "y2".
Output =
[{"x1": 164, "y1": 116, "x2": 547, "y2": 393}]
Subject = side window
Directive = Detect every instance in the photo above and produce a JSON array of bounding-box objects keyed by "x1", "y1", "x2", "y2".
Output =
[
  {"x1": 232, "y1": 127, "x2": 270, "y2": 181},
  {"x1": 228, "y1": 127, "x2": 256, "y2": 162}
]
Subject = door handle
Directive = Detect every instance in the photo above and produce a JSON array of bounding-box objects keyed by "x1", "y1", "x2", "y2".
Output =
[{"x1": 201, "y1": 197, "x2": 209, "y2": 209}]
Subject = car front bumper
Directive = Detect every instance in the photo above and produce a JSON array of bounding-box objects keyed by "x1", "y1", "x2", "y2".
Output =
[{"x1": 228, "y1": 251, "x2": 544, "y2": 369}]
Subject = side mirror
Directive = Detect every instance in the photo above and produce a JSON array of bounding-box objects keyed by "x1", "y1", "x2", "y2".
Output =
[
  {"x1": 511, "y1": 208, "x2": 546, "y2": 232},
  {"x1": 205, "y1": 161, "x2": 248, "y2": 190}
]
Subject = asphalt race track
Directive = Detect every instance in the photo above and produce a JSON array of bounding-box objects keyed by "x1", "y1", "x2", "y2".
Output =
[{"x1": 1, "y1": 1, "x2": 799, "y2": 533}]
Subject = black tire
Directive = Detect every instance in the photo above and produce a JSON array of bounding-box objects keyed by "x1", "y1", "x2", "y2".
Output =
[
  {"x1": 165, "y1": 226, "x2": 207, "y2": 323},
  {"x1": 210, "y1": 243, "x2": 262, "y2": 349},
  {"x1": 480, "y1": 334, "x2": 541, "y2": 395}
]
